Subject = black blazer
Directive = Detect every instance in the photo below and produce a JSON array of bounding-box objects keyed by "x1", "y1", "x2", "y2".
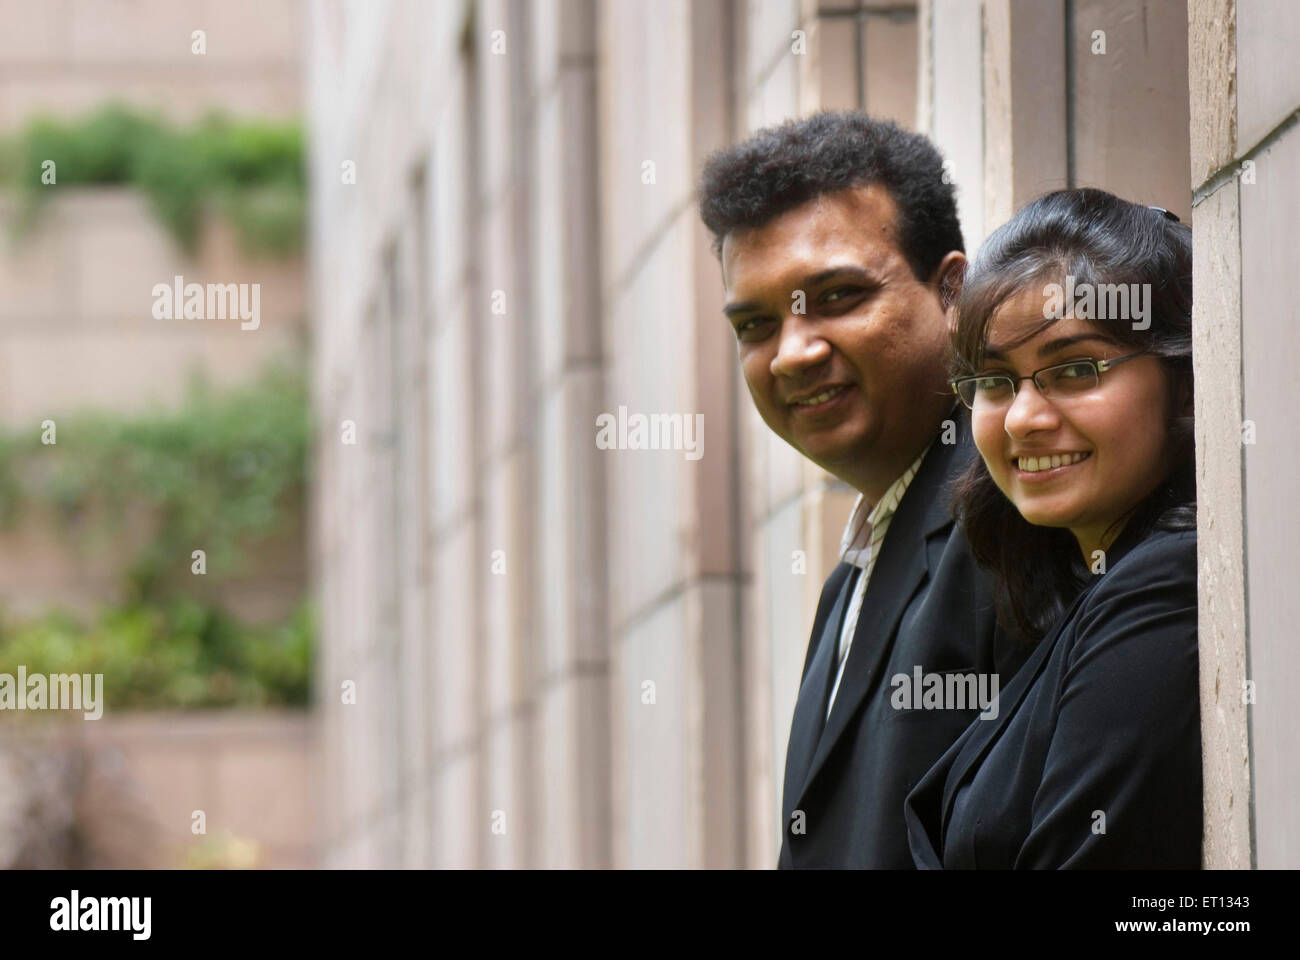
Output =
[
  {"x1": 778, "y1": 410, "x2": 1027, "y2": 868},
  {"x1": 904, "y1": 523, "x2": 1201, "y2": 869}
]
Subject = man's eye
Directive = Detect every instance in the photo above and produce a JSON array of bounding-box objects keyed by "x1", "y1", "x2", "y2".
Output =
[
  {"x1": 821, "y1": 286, "x2": 860, "y2": 306},
  {"x1": 735, "y1": 317, "x2": 772, "y2": 339}
]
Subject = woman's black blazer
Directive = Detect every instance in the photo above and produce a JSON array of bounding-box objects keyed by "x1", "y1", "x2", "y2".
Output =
[{"x1": 904, "y1": 523, "x2": 1201, "y2": 868}]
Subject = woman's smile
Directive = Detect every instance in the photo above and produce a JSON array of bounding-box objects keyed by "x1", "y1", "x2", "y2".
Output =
[{"x1": 1010, "y1": 450, "x2": 1091, "y2": 481}]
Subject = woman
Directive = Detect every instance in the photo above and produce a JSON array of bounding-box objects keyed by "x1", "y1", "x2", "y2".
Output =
[{"x1": 904, "y1": 188, "x2": 1200, "y2": 868}]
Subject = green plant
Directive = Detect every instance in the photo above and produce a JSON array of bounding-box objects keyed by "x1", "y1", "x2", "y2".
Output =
[
  {"x1": 0, "y1": 103, "x2": 305, "y2": 256},
  {"x1": 0, "y1": 360, "x2": 314, "y2": 709},
  {"x1": 0, "y1": 360, "x2": 310, "y2": 599},
  {"x1": 0, "y1": 599, "x2": 314, "y2": 710}
]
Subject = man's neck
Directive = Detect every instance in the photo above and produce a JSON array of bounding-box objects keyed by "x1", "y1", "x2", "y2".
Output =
[{"x1": 837, "y1": 432, "x2": 938, "y2": 505}]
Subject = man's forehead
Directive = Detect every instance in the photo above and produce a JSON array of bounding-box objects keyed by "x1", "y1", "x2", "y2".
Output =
[{"x1": 721, "y1": 184, "x2": 901, "y2": 290}]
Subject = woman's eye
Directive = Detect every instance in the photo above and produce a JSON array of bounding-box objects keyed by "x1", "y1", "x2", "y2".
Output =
[{"x1": 1058, "y1": 361, "x2": 1094, "y2": 378}]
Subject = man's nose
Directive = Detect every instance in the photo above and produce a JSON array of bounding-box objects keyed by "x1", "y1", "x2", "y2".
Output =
[
  {"x1": 770, "y1": 316, "x2": 830, "y2": 378},
  {"x1": 1002, "y1": 378, "x2": 1061, "y2": 438}
]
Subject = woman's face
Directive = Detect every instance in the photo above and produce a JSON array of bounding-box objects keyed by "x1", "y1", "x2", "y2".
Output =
[{"x1": 970, "y1": 285, "x2": 1176, "y2": 558}]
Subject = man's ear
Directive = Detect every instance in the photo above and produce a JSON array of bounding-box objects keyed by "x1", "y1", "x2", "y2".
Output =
[{"x1": 930, "y1": 251, "x2": 967, "y2": 322}]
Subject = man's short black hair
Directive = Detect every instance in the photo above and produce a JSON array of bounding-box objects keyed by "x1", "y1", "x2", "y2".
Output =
[{"x1": 697, "y1": 111, "x2": 964, "y2": 281}]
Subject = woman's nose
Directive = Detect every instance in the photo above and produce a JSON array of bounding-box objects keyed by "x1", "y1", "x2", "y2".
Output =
[{"x1": 1002, "y1": 378, "x2": 1061, "y2": 437}]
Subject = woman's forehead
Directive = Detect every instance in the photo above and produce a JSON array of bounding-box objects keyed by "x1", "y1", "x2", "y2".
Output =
[{"x1": 986, "y1": 292, "x2": 1074, "y2": 349}]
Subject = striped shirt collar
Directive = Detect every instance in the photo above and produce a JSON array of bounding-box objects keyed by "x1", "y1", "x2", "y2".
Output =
[{"x1": 839, "y1": 441, "x2": 934, "y2": 569}]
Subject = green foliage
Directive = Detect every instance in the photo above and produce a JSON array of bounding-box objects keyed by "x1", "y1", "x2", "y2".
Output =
[
  {"x1": 1, "y1": 103, "x2": 304, "y2": 256},
  {"x1": 0, "y1": 360, "x2": 314, "y2": 709},
  {"x1": 0, "y1": 360, "x2": 310, "y2": 599},
  {"x1": 0, "y1": 599, "x2": 313, "y2": 710}
]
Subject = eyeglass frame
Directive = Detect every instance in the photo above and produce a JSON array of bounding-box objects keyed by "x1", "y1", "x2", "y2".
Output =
[{"x1": 949, "y1": 349, "x2": 1152, "y2": 411}]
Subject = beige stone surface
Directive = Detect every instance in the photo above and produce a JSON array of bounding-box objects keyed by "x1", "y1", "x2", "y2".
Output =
[
  {"x1": 432, "y1": 752, "x2": 479, "y2": 868},
  {"x1": 695, "y1": 577, "x2": 744, "y2": 867},
  {"x1": 1239, "y1": 127, "x2": 1300, "y2": 868},
  {"x1": 0, "y1": 190, "x2": 306, "y2": 427},
  {"x1": 597, "y1": 0, "x2": 695, "y2": 292},
  {"x1": 0, "y1": 0, "x2": 301, "y2": 130},
  {"x1": 747, "y1": 35, "x2": 800, "y2": 132},
  {"x1": 1192, "y1": 176, "x2": 1251, "y2": 869},
  {"x1": 863, "y1": 10, "x2": 917, "y2": 129},
  {"x1": 612, "y1": 591, "x2": 692, "y2": 867},
  {"x1": 482, "y1": 712, "x2": 533, "y2": 868},
  {"x1": 1235, "y1": 0, "x2": 1300, "y2": 153},
  {"x1": 925, "y1": 0, "x2": 987, "y2": 259},
  {"x1": 745, "y1": 0, "x2": 804, "y2": 94},
  {"x1": 814, "y1": 15, "x2": 861, "y2": 112},
  {"x1": 428, "y1": 290, "x2": 476, "y2": 530},
  {"x1": 481, "y1": 449, "x2": 533, "y2": 717},
  {"x1": 0, "y1": 710, "x2": 318, "y2": 868},
  {"x1": 602, "y1": 209, "x2": 698, "y2": 629},
  {"x1": 1072, "y1": 0, "x2": 1192, "y2": 221},
  {"x1": 536, "y1": 670, "x2": 611, "y2": 868},
  {"x1": 431, "y1": 520, "x2": 480, "y2": 752},
  {"x1": 1188, "y1": 0, "x2": 1237, "y2": 188},
  {"x1": 538, "y1": 368, "x2": 608, "y2": 676}
]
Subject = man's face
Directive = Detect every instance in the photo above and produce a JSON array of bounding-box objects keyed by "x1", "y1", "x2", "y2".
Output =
[{"x1": 721, "y1": 185, "x2": 955, "y2": 481}]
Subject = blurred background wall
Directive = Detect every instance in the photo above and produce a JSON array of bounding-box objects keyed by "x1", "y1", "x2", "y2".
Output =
[
  {"x1": 307, "y1": 0, "x2": 1289, "y2": 870},
  {"x1": 0, "y1": 0, "x2": 313, "y2": 868},
  {"x1": 0, "y1": 0, "x2": 307, "y2": 620}
]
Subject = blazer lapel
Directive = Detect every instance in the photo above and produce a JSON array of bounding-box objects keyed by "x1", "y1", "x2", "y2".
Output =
[
  {"x1": 934, "y1": 616, "x2": 1059, "y2": 841},
  {"x1": 782, "y1": 562, "x2": 856, "y2": 824},
  {"x1": 934, "y1": 516, "x2": 1154, "y2": 834},
  {"x1": 793, "y1": 423, "x2": 967, "y2": 808}
]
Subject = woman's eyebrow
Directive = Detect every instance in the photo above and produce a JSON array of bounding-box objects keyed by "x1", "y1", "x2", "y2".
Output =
[
  {"x1": 984, "y1": 333, "x2": 1116, "y2": 359},
  {"x1": 1035, "y1": 333, "x2": 1118, "y2": 355}
]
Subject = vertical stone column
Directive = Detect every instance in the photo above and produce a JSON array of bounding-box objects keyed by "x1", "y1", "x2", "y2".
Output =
[
  {"x1": 981, "y1": 0, "x2": 1068, "y2": 229},
  {"x1": 921, "y1": 0, "x2": 986, "y2": 250},
  {"x1": 474, "y1": 0, "x2": 538, "y2": 870},
  {"x1": 1070, "y1": 0, "x2": 1191, "y2": 220},
  {"x1": 1188, "y1": 0, "x2": 1251, "y2": 870},
  {"x1": 1190, "y1": 0, "x2": 1300, "y2": 870},
  {"x1": 597, "y1": 0, "x2": 745, "y2": 868},
  {"x1": 427, "y1": 11, "x2": 486, "y2": 870},
  {"x1": 531, "y1": 0, "x2": 613, "y2": 870}
]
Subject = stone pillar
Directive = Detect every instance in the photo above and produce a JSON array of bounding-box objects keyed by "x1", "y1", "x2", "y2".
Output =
[{"x1": 1190, "y1": 0, "x2": 1300, "y2": 870}]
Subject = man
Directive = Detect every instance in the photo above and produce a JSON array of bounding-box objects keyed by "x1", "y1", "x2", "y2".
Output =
[{"x1": 696, "y1": 112, "x2": 1027, "y2": 868}]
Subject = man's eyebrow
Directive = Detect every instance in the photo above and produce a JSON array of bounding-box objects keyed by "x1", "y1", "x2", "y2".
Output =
[
  {"x1": 803, "y1": 265, "x2": 873, "y2": 287},
  {"x1": 983, "y1": 333, "x2": 1117, "y2": 360},
  {"x1": 723, "y1": 300, "x2": 762, "y2": 319},
  {"x1": 723, "y1": 265, "x2": 874, "y2": 318}
]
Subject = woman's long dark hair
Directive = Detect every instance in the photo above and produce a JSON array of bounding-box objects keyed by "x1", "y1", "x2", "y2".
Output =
[{"x1": 950, "y1": 188, "x2": 1195, "y2": 646}]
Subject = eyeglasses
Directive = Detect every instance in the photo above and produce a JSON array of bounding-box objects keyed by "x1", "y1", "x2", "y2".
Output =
[{"x1": 950, "y1": 351, "x2": 1149, "y2": 411}]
